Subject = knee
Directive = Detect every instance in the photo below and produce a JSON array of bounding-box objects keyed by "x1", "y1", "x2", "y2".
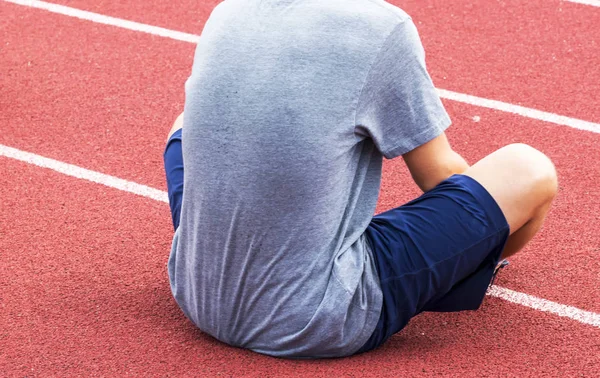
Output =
[{"x1": 502, "y1": 143, "x2": 558, "y2": 201}]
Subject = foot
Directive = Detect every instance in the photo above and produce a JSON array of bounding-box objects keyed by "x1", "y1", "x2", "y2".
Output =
[{"x1": 490, "y1": 259, "x2": 509, "y2": 286}]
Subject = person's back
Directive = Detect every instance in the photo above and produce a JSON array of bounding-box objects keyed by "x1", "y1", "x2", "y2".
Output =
[
  {"x1": 169, "y1": 0, "x2": 427, "y2": 357},
  {"x1": 164, "y1": 0, "x2": 558, "y2": 360}
]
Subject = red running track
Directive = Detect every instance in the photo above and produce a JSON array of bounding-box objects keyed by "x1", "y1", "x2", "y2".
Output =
[
  {"x1": 1, "y1": 1, "x2": 193, "y2": 189},
  {"x1": 2, "y1": 3, "x2": 599, "y2": 309},
  {"x1": 2, "y1": 157, "x2": 599, "y2": 376},
  {"x1": 1, "y1": 0, "x2": 600, "y2": 376},
  {"x1": 44, "y1": 0, "x2": 600, "y2": 122}
]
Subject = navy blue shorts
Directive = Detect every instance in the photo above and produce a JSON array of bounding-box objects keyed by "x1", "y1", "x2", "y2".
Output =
[
  {"x1": 164, "y1": 128, "x2": 184, "y2": 231},
  {"x1": 163, "y1": 132, "x2": 510, "y2": 354},
  {"x1": 356, "y1": 174, "x2": 510, "y2": 353}
]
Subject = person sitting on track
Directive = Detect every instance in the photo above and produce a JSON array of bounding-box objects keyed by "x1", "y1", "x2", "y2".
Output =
[{"x1": 163, "y1": 0, "x2": 557, "y2": 358}]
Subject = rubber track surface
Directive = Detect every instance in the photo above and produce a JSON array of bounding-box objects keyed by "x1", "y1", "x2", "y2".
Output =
[
  {"x1": 1, "y1": 0, "x2": 599, "y2": 376},
  {"x1": 2, "y1": 157, "x2": 599, "y2": 376},
  {"x1": 45, "y1": 0, "x2": 600, "y2": 121},
  {"x1": 2, "y1": 7, "x2": 598, "y2": 309}
]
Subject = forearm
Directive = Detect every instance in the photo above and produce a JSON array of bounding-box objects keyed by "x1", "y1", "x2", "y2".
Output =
[{"x1": 412, "y1": 150, "x2": 470, "y2": 192}]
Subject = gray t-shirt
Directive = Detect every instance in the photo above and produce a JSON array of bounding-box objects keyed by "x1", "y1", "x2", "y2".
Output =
[{"x1": 168, "y1": 0, "x2": 450, "y2": 358}]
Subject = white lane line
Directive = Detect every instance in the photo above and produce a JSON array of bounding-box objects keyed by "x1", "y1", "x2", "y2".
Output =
[
  {"x1": 437, "y1": 89, "x2": 600, "y2": 134},
  {"x1": 1, "y1": 143, "x2": 600, "y2": 329},
  {"x1": 0, "y1": 144, "x2": 168, "y2": 203},
  {"x1": 5, "y1": 0, "x2": 600, "y2": 135},
  {"x1": 4, "y1": 0, "x2": 600, "y2": 325},
  {"x1": 3, "y1": 0, "x2": 198, "y2": 43},
  {"x1": 564, "y1": 0, "x2": 600, "y2": 7},
  {"x1": 488, "y1": 286, "x2": 600, "y2": 327}
]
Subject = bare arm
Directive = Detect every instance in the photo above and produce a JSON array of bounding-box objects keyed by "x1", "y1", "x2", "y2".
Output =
[
  {"x1": 402, "y1": 133, "x2": 470, "y2": 192},
  {"x1": 167, "y1": 112, "x2": 185, "y2": 141}
]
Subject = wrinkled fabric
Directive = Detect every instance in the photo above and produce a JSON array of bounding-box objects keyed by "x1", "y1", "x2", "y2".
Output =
[{"x1": 168, "y1": 0, "x2": 450, "y2": 358}]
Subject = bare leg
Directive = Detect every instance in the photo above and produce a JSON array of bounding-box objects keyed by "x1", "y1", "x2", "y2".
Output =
[
  {"x1": 167, "y1": 112, "x2": 184, "y2": 141},
  {"x1": 463, "y1": 144, "x2": 558, "y2": 259}
]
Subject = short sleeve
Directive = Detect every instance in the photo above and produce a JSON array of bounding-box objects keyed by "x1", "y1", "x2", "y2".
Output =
[{"x1": 355, "y1": 19, "x2": 451, "y2": 159}]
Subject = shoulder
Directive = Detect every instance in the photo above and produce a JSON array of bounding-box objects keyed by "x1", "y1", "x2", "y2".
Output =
[
  {"x1": 339, "y1": 0, "x2": 412, "y2": 44},
  {"x1": 361, "y1": 0, "x2": 411, "y2": 22}
]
